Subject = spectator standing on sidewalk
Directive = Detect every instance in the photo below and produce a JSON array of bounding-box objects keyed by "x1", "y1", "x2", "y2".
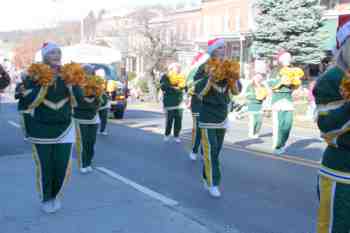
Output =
[
  {"x1": 160, "y1": 63, "x2": 185, "y2": 143},
  {"x1": 0, "y1": 64, "x2": 10, "y2": 91},
  {"x1": 313, "y1": 14, "x2": 350, "y2": 233}
]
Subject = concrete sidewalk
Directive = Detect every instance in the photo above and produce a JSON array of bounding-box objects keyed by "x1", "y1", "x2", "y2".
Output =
[{"x1": 0, "y1": 154, "x2": 214, "y2": 233}]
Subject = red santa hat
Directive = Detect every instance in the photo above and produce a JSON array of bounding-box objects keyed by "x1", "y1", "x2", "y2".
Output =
[
  {"x1": 207, "y1": 38, "x2": 225, "y2": 55},
  {"x1": 337, "y1": 14, "x2": 350, "y2": 49}
]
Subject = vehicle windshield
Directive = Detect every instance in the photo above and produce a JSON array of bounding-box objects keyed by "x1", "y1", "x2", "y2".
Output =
[{"x1": 89, "y1": 63, "x2": 119, "y2": 81}]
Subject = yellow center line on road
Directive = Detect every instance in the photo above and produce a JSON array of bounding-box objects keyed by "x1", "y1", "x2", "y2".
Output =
[{"x1": 110, "y1": 120, "x2": 320, "y2": 169}]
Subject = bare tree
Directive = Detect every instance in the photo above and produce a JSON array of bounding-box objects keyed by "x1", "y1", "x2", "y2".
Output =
[{"x1": 128, "y1": 6, "x2": 178, "y2": 100}]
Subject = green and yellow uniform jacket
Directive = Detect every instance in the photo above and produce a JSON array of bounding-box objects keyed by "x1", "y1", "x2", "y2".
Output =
[
  {"x1": 267, "y1": 67, "x2": 295, "y2": 111},
  {"x1": 245, "y1": 83, "x2": 264, "y2": 113},
  {"x1": 190, "y1": 64, "x2": 204, "y2": 116},
  {"x1": 21, "y1": 76, "x2": 74, "y2": 144},
  {"x1": 15, "y1": 78, "x2": 32, "y2": 112},
  {"x1": 313, "y1": 66, "x2": 350, "y2": 183},
  {"x1": 72, "y1": 86, "x2": 100, "y2": 124},
  {"x1": 98, "y1": 93, "x2": 110, "y2": 111},
  {"x1": 195, "y1": 75, "x2": 238, "y2": 129},
  {"x1": 160, "y1": 74, "x2": 184, "y2": 110}
]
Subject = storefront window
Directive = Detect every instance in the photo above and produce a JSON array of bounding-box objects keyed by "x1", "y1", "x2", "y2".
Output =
[{"x1": 320, "y1": 0, "x2": 339, "y2": 10}]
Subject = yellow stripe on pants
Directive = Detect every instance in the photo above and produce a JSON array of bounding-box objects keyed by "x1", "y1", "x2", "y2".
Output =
[
  {"x1": 32, "y1": 145, "x2": 43, "y2": 201},
  {"x1": 56, "y1": 146, "x2": 73, "y2": 199},
  {"x1": 201, "y1": 128, "x2": 213, "y2": 186},
  {"x1": 75, "y1": 121, "x2": 83, "y2": 169},
  {"x1": 192, "y1": 116, "x2": 197, "y2": 146},
  {"x1": 317, "y1": 175, "x2": 336, "y2": 233}
]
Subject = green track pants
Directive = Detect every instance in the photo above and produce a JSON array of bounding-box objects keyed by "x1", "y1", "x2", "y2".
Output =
[
  {"x1": 200, "y1": 128, "x2": 226, "y2": 187},
  {"x1": 248, "y1": 112, "x2": 263, "y2": 137},
  {"x1": 317, "y1": 175, "x2": 350, "y2": 233},
  {"x1": 165, "y1": 109, "x2": 183, "y2": 137},
  {"x1": 32, "y1": 143, "x2": 72, "y2": 202},
  {"x1": 99, "y1": 109, "x2": 108, "y2": 133},
  {"x1": 76, "y1": 123, "x2": 98, "y2": 169},
  {"x1": 191, "y1": 115, "x2": 201, "y2": 154},
  {"x1": 272, "y1": 111, "x2": 293, "y2": 149}
]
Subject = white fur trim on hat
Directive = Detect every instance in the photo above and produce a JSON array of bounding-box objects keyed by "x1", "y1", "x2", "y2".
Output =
[
  {"x1": 278, "y1": 52, "x2": 292, "y2": 63},
  {"x1": 168, "y1": 63, "x2": 181, "y2": 72},
  {"x1": 208, "y1": 38, "x2": 225, "y2": 55},
  {"x1": 41, "y1": 42, "x2": 60, "y2": 58},
  {"x1": 337, "y1": 21, "x2": 350, "y2": 47}
]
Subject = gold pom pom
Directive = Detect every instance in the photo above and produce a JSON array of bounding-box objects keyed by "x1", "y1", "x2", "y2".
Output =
[
  {"x1": 27, "y1": 64, "x2": 54, "y2": 86},
  {"x1": 83, "y1": 75, "x2": 105, "y2": 97},
  {"x1": 61, "y1": 63, "x2": 87, "y2": 86}
]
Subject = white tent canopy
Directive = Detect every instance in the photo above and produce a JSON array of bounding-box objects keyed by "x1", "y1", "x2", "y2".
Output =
[{"x1": 35, "y1": 43, "x2": 122, "y2": 64}]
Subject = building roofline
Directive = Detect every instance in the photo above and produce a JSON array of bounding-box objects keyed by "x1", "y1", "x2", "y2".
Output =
[{"x1": 172, "y1": 6, "x2": 201, "y2": 15}]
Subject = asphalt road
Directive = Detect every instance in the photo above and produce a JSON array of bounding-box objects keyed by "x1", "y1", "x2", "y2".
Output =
[{"x1": 0, "y1": 103, "x2": 321, "y2": 233}]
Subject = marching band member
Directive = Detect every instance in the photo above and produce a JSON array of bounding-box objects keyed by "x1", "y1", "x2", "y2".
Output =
[
  {"x1": 267, "y1": 50, "x2": 302, "y2": 155},
  {"x1": 195, "y1": 38, "x2": 241, "y2": 197},
  {"x1": 245, "y1": 74, "x2": 268, "y2": 139},
  {"x1": 314, "y1": 14, "x2": 350, "y2": 233},
  {"x1": 160, "y1": 63, "x2": 185, "y2": 143},
  {"x1": 20, "y1": 42, "x2": 76, "y2": 213}
]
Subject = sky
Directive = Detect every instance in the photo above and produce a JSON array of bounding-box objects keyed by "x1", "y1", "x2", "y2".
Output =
[{"x1": 0, "y1": 0, "x2": 193, "y2": 32}]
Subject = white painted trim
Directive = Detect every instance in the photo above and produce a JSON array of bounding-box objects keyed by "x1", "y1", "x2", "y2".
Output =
[
  {"x1": 96, "y1": 167, "x2": 179, "y2": 207},
  {"x1": 8, "y1": 120, "x2": 20, "y2": 128}
]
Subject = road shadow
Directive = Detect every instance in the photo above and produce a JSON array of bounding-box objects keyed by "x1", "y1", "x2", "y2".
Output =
[
  {"x1": 233, "y1": 138, "x2": 265, "y2": 148},
  {"x1": 285, "y1": 138, "x2": 324, "y2": 161},
  {"x1": 124, "y1": 109, "x2": 163, "y2": 121}
]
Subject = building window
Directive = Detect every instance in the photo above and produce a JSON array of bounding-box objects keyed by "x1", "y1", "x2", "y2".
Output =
[
  {"x1": 320, "y1": 0, "x2": 339, "y2": 10},
  {"x1": 235, "y1": 11, "x2": 241, "y2": 32}
]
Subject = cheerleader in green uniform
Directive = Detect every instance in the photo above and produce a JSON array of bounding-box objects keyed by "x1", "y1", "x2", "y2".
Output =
[
  {"x1": 160, "y1": 63, "x2": 185, "y2": 143},
  {"x1": 73, "y1": 66, "x2": 101, "y2": 174},
  {"x1": 15, "y1": 74, "x2": 31, "y2": 140},
  {"x1": 98, "y1": 92, "x2": 110, "y2": 135},
  {"x1": 195, "y1": 38, "x2": 241, "y2": 197},
  {"x1": 188, "y1": 52, "x2": 209, "y2": 161},
  {"x1": 19, "y1": 42, "x2": 75, "y2": 214},
  {"x1": 245, "y1": 74, "x2": 268, "y2": 139},
  {"x1": 267, "y1": 51, "x2": 302, "y2": 155},
  {"x1": 314, "y1": 14, "x2": 350, "y2": 233}
]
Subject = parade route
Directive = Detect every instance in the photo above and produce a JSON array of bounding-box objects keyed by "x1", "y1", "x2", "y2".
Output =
[{"x1": 1, "y1": 103, "x2": 320, "y2": 233}]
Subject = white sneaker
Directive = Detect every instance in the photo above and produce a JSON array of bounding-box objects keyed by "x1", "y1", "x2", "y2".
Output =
[
  {"x1": 80, "y1": 167, "x2": 89, "y2": 174},
  {"x1": 273, "y1": 148, "x2": 285, "y2": 155},
  {"x1": 208, "y1": 186, "x2": 221, "y2": 198},
  {"x1": 174, "y1": 137, "x2": 181, "y2": 143},
  {"x1": 101, "y1": 131, "x2": 108, "y2": 136},
  {"x1": 41, "y1": 201, "x2": 55, "y2": 214},
  {"x1": 53, "y1": 198, "x2": 62, "y2": 211},
  {"x1": 87, "y1": 166, "x2": 93, "y2": 172},
  {"x1": 164, "y1": 136, "x2": 170, "y2": 142},
  {"x1": 189, "y1": 152, "x2": 197, "y2": 161}
]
